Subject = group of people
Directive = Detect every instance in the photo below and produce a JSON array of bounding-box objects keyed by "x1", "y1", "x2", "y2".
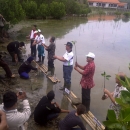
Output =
[{"x1": 0, "y1": 24, "x2": 128, "y2": 130}]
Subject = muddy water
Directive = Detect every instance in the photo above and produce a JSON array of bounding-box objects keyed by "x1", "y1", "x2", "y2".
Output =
[{"x1": 5, "y1": 15, "x2": 130, "y2": 129}]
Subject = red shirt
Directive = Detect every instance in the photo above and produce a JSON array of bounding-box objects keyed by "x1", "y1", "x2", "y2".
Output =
[{"x1": 80, "y1": 61, "x2": 95, "y2": 89}]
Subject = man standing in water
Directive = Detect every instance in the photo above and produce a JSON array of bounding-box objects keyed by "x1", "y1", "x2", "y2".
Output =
[
  {"x1": 74, "y1": 52, "x2": 95, "y2": 112},
  {"x1": 32, "y1": 29, "x2": 45, "y2": 64},
  {"x1": 42, "y1": 37, "x2": 56, "y2": 77},
  {"x1": 54, "y1": 42, "x2": 74, "y2": 91}
]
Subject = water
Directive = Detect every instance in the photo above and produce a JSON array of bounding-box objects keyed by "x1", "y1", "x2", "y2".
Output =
[{"x1": 9, "y1": 15, "x2": 130, "y2": 129}]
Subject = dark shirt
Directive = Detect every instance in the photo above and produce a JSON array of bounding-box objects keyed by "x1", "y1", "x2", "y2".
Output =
[
  {"x1": 34, "y1": 96, "x2": 61, "y2": 125},
  {"x1": 47, "y1": 42, "x2": 55, "y2": 60},
  {"x1": 7, "y1": 41, "x2": 20, "y2": 54},
  {"x1": 18, "y1": 61, "x2": 37, "y2": 74},
  {"x1": 80, "y1": 61, "x2": 95, "y2": 89},
  {"x1": 59, "y1": 111, "x2": 86, "y2": 130}
]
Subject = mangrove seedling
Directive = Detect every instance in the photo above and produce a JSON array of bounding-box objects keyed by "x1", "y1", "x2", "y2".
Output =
[
  {"x1": 129, "y1": 63, "x2": 130, "y2": 70},
  {"x1": 71, "y1": 41, "x2": 77, "y2": 62}
]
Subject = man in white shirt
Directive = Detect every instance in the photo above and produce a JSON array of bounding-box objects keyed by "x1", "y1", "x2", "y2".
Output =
[
  {"x1": 0, "y1": 91, "x2": 31, "y2": 130},
  {"x1": 32, "y1": 29, "x2": 45, "y2": 64},
  {"x1": 54, "y1": 42, "x2": 74, "y2": 91}
]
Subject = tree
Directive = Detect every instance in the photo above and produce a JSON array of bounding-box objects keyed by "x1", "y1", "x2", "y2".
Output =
[
  {"x1": 0, "y1": 0, "x2": 25, "y2": 24},
  {"x1": 50, "y1": 2, "x2": 66, "y2": 19}
]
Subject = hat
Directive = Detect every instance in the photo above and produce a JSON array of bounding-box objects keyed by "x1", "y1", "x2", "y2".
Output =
[
  {"x1": 65, "y1": 42, "x2": 73, "y2": 48},
  {"x1": 86, "y1": 52, "x2": 95, "y2": 58},
  {"x1": 27, "y1": 56, "x2": 34, "y2": 63},
  {"x1": 20, "y1": 42, "x2": 25, "y2": 46},
  {"x1": 47, "y1": 90, "x2": 55, "y2": 101},
  {"x1": 37, "y1": 29, "x2": 41, "y2": 33}
]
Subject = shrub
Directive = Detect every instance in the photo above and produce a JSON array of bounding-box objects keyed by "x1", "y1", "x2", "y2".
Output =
[
  {"x1": 123, "y1": 12, "x2": 130, "y2": 18},
  {"x1": 50, "y1": 2, "x2": 66, "y2": 19}
]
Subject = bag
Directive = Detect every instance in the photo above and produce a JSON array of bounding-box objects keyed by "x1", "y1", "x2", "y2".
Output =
[{"x1": 71, "y1": 97, "x2": 81, "y2": 105}]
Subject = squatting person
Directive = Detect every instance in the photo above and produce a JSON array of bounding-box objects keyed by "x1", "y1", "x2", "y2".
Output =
[
  {"x1": 74, "y1": 52, "x2": 95, "y2": 112},
  {"x1": 53, "y1": 42, "x2": 74, "y2": 91}
]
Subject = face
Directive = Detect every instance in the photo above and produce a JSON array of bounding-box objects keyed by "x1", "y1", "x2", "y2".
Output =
[
  {"x1": 86, "y1": 57, "x2": 92, "y2": 62},
  {"x1": 32, "y1": 26, "x2": 36, "y2": 30},
  {"x1": 37, "y1": 32, "x2": 40, "y2": 36},
  {"x1": 66, "y1": 45, "x2": 71, "y2": 51}
]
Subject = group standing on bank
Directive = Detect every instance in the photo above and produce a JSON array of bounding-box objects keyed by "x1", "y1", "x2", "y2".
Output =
[{"x1": 0, "y1": 24, "x2": 128, "y2": 130}]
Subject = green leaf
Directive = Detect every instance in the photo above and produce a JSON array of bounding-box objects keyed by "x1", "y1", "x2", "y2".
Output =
[
  {"x1": 106, "y1": 75, "x2": 111, "y2": 78},
  {"x1": 101, "y1": 73, "x2": 105, "y2": 76},
  {"x1": 106, "y1": 77, "x2": 109, "y2": 80},
  {"x1": 107, "y1": 110, "x2": 117, "y2": 121},
  {"x1": 120, "y1": 108, "x2": 130, "y2": 121}
]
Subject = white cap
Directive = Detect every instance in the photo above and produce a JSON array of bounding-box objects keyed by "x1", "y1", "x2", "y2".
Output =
[
  {"x1": 86, "y1": 52, "x2": 95, "y2": 58},
  {"x1": 37, "y1": 29, "x2": 41, "y2": 33}
]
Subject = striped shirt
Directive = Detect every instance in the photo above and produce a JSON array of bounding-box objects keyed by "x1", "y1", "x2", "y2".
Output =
[
  {"x1": 59, "y1": 110, "x2": 86, "y2": 130},
  {"x1": 0, "y1": 99, "x2": 31, "y2": 130}
]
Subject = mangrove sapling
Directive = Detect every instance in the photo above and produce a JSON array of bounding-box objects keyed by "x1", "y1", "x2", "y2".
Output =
[
  {"x1": 101, "y1": 71, "x2": 111, "y2": 99},
  {"x1": 71, "y1": 41, "x2": 77, "y2": 62}
]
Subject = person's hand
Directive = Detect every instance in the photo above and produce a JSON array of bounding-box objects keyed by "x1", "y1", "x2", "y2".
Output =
[
  {"x1": 53, "y1": 55, "x2": 57, "y2": 59},
  {"x1": 104, "y1": 88, "x2": 110, "y2": 95},
  {"x1": 0, "y1": 111, "x2": 8, "y2": 130},
  {"x1": 17, "y1": 91, "x2": 27, "y2": 100},
  {"x1": 51, "y1": 102, "x2": 56, "y2": 105},
  {"x1": 74, "y1": 66, "x2": 78, "y2": 70},
  {"x1": 15, "y1": 59, "x2": 18, "y2": 64},
  {"x1": 75, "y1": 62, "x2": 78, "y2": 67}
]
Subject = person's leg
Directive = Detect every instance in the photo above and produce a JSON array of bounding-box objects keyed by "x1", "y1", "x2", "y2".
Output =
[
  {"x1": 47, "y1": 113, "x2": 59, "y2": 121},
  {"x1": 17, "y1": 49, "x2": 23, "y2": 62},
  {"x1": 8, "y1": 50, "x2": 15, "y2": 62},
  {"x1": 0, "y1": 60, "x2": 12, "y2": 77},
  {"x1": 42, "y1": 56, "x2": 45, "y2": 64},
  {"x1": 82, "y1": 88, "x2": 91, "y2": 112},
  {"x1": 30, "y1": 40, "x2": 33, "y2": 56},
  {"x1": 34, "y1": 45, "x2": 36, "y2": 57},
  {"x1": 71, "y1": 128, "x2": 82, "y2": 130},
  {"x1": 20, "y1": 72, "x2": 29, "y2": 79}
]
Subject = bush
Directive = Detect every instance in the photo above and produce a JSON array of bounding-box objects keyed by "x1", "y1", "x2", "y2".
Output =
[
  {"x1": 24, "y1": 1, "x2": 38, "y2": 19},
  {"x1": 38, "y1": 4, "x2": 50, "y2": 19},
  {"x1": 50, "y1": 2, "x2": 66, "y2": 19},
  {"x1": 123, "y1": 12, "x2": 130, "y2": 18},
  {"x1": 0, "y1": 0, "x2": 25, "y2": 24}
]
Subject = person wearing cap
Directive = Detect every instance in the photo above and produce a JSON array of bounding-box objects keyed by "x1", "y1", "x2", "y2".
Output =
[
  {"x1": 32, "y1": 29, "x2": 45, "y2": 64},
  {"x1": 42, "y1": 37, "x2": 56, "y2": 77},
  {"x1": 34, "y1": 90, "x2": 69, "y2": 127},
  {"x1": 18, "y1": 56, "x2": 38, "y2": 79},
  {"x1": 0, "y1": 91, "x2": 31, "y2": 130},
  {"x1": 26, "y1": 25, "x2": 37, "y2": 57},
  {"x1": 7, "y1": 41, "x2": 25, "y2": 63},
  {"x1": 74, "y1": 52, "x2": 95, "y2": 112},
  {"x1": 53, "y1": 42, "x2": 74, "y2": 91}
]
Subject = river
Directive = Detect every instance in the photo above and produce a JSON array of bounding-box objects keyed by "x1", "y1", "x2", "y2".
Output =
[{"x1": 8, "y1": 15, "x2": 130, "y2": 130}]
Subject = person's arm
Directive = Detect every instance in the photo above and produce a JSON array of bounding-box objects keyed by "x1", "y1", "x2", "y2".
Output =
[
  {"x1": 16, "y1": 92, "x2": 31, "y2": 125},
  {"x1": 32, "y1": 40, "x2": 37, "y2": 46},
  {"x1": 53, "y1": 56, "x2": 67, "y2": 62},
  {"x1": 104, "y1": 88, "x2": 116, "y2": 105},
  {"x1": 0, "y1": 111, "x2": 8, "y2": 130},
  {"x1": 75, "y1": 62, "x2": 85, "y2": 70},
  {"x1": 28, "y1": 64, "x2": 37, "y2": 71},
  {"x1": 77, "y1": 120, "x2": 87, "y2": 130},
  {"x1": 14, "y1": 53, "x2": 18, "y2": 63}
]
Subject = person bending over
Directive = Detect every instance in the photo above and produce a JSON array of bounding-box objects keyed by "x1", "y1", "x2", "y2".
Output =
[
  {"x1": 34, "y1": 90, "x2": 69, "y2": 127},
  {"x1": 0, "y1": 91, "x2": 31, "y2": 130},
  {"x1": 18, "y1": 56, "x2": 37, "y2": 79},
  {"x1": 59, "y1": 104, "x2": 87, "y2": 130},
  {"x1": 7, "y1": 41, "x2": 25, "y2": 63}
]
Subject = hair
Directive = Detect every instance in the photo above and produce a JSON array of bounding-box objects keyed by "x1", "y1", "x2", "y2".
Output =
[
  {"x1": 51, "y1": 37, "x2": 55, "y2": 42},
  {"x1": 3, "y1": 91, "x2": 17, "y2": 109},
  {"x1": 33, "y1": 25, "x2": 37, "y2": 28},
  {"x1": 77, "y1": 104, "x2": 86, "y2": 115},
  {"x1": 119, "y1": 75, "x2": 126, "y2": 82},
  {"x1": 19, "y1": 42, "x2": 25, "y2": 46}
]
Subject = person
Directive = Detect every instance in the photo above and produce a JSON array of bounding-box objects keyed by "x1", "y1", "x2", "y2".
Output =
[
  {"x1": 26, "y1": 25, "x2": 37, "y2": 57},
  {"x1": 102, "y1": 72, "x2": 127, "y2": 118},
  {"x1": 0, "y1": 14, "x2": 6, "y2": 39},
  {"x1": 59, "y1": 104, "x2": 87, "y2": 130},
  {"x1": 7, "y1": 41, "x2": 25, "y2": 63},
  {"x1": 18, "y1": 56, "x2": 37, "y2": 79},
  {"x1": 74, "y1": 52, "x2": 95, "y2": 112},
  {"x1": 0, "y1": 110, "x2": 8, "y2": 130},
  {"x1": 53, "y1": 42, "x2": 74, "y2": 91},
  {"x1": 0, "y1": 55, "x2": 15, "y2": 78},
  {"x1": 34, "y1": 90, "x2": 69, "y2": 127},
  {"x1": 42, "y1": 37, "x2": 56, "y2": 76},
  {"x1": 32, "y1": 29, "x2": 45, "y2": 64},
  {"x1": 0, "y1": 91, "x2": 31, "y2": 130}
]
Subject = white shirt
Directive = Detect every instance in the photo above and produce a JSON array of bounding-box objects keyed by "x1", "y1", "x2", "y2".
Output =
[
  {"x1": 30, "y1": 30, "x2": 35, "y2": 39},
  {"x1": 0, "y1": 99, "x2": 31, "y2": 130},
  {"x1": 109, "y1": 84, "x2": 127, "y2": 117},
  {"x1": 63, "y1": 51, "x2": 74, "y2": 66},
  {"x1": 35, "y1": 34, "x2": 45, "y2": 45}
]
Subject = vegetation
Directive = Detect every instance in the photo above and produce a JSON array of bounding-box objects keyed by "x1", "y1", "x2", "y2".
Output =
[
  {"x1": 103, "y1": 64, "x2": 130, "y2": 130},
  {"x1": 0, "y1": 0, "x2": 90, "y2": 24},
  {"x1": 123, "y1": 12, "x2": 130, "y2": 18}
]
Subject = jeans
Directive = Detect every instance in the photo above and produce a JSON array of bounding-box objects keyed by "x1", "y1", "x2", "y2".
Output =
[
  {"x1": 47, "y1": 113, "x2": 59, "y2": 121},
  {"x1": 0, "y1": 59, "x2": 12, "y2": 77},
  {"x1": 48, "y1": 59, "x2": 54, "y2": 68},
  {"x1": 82, "y1": 87, "x2": 91, "y2": 112},
  {"x1": 31, "y1": 39, "x2": 36, "y2": 57},
  {"x1": 63, "y1": 65, "x2": 73, "y2": 84},
  {"x1": 72, "y1": 128, "x2": 82, "y2": 130},
  {"x1": 20, "y1": 70, "x2": 31, "y2": 79}
]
